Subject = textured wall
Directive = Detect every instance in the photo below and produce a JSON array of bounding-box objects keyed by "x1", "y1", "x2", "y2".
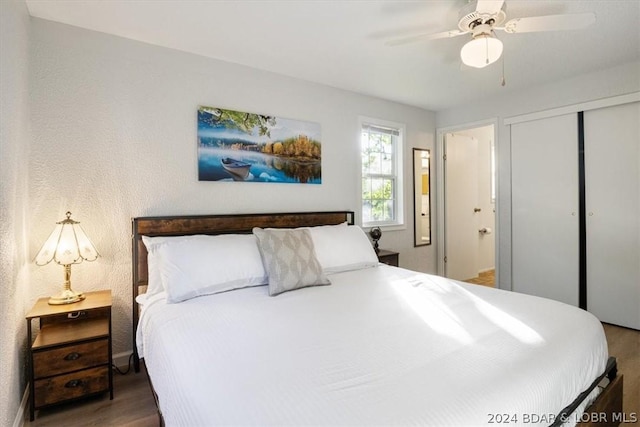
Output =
[
  {"x1": 1, "y1": 1, "x2": 31, "y2": 425},
  {"x1": 28, "y1": 18, "x2": 436, "y2": 358}
]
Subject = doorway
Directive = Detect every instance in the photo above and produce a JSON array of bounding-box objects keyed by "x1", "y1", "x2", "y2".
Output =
[{"x1": 437, "y1": 123, "x2": 497, "y2": 286}]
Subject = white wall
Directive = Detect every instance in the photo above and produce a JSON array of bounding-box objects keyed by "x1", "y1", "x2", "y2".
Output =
[
  {"x1": 436, "y1": 60, "x2": 640, "y2": 290},
  {"x1": 0, "y1": 1, "x2": 31, "y2": 425},
  {"x1": 27, "y1": 18, "x2": 436, "y2": 359}
]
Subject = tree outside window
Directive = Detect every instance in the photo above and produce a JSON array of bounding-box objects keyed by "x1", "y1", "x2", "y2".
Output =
[{"x1": 360, "y1": 120, "x2": 403, "y2": 227}]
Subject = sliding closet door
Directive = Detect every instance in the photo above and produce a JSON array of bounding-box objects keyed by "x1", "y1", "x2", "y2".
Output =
[
  {"x1": 511, "y1": 114, "x2": 579, "y2": 306},
  {"x1": 584, "y1": 101, "x2": 640, "y2": 329}
]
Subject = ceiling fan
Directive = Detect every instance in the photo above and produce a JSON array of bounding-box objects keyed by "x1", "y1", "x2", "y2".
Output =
[{"x1": 386, "y1": 0, "x2": 596, "y2": 69}]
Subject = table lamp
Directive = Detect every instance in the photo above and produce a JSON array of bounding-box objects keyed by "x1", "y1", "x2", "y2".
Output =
[
  {"x1": 34, "y1": 211, "x2": 100, "y2": 305},
  {"x1": 369, "y1": 227, "x2": 382, "y2": 254}
]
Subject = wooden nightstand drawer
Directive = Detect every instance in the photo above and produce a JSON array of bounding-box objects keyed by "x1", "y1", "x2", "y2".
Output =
[
  {"x1": 33, "y1": 339, "x2": 109, "y2": 378},
  {"x1": 34, "y1": 366, "x2": 109, "y2": 407}
]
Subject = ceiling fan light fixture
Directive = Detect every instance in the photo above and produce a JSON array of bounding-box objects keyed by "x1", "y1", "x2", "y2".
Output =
[{"x1": 460, "y1": 33, "x2": 503, "y2": 68}]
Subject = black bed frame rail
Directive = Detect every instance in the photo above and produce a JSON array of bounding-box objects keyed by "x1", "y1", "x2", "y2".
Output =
[{"x1": 550, "y1": 357, "x2": 617, "y2": 427}]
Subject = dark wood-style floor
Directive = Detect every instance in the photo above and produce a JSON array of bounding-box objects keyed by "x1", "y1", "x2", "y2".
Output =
[
  {"x1": 25, "y1": 326, "x2": 638, "y2": 426},
  {"x1": 602, "y1": 322, "x2": 640, "y2": 422}
]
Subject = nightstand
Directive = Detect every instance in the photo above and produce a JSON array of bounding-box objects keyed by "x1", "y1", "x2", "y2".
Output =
[
  {"x1": 26, "y1": 290, "x2": 113, "y2": 421},
  {"x1": 377, "y1": 249, "x2": 399, "y2": 267}
]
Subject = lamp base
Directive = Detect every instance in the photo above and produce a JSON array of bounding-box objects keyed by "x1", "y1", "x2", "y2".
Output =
[{"x1": 48, "y1": 289, "x2": 85, "y2": 305}]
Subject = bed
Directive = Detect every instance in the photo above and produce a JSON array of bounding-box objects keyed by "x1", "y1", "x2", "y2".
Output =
[{"x1": 131, "y1": 211, "x2": 622, "y2": 426}]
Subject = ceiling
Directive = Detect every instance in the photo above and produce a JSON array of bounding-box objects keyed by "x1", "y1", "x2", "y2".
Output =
[{"x1": 25, "y1": 0, "x2": 640, "y2": 111}]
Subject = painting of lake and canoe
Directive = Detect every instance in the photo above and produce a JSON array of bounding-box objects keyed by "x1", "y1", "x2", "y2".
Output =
[{"x1": 198, "y1": 106, "x2": 322, "y2": 184}]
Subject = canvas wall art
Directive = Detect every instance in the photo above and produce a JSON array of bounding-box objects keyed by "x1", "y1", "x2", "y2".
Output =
[{"x1": 198, "y1": 106, "x2": 322, "y2": 183}]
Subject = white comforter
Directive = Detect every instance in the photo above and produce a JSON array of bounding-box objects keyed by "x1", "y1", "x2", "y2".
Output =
[{"x1": 137, "y1": 265, "x2": 608, "y2": 426}]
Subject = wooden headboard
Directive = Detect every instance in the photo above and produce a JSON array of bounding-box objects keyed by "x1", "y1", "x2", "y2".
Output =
[{"x1": 131, "y1": 211, "x2": 354, "y2": 370}]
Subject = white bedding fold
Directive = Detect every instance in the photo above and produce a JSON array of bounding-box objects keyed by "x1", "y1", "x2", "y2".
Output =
[{"x1": 137, "y1": 265, "x2": 608, "y2": 426}]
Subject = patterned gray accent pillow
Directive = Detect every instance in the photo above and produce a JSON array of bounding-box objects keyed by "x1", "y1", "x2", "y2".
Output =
[{"x1": 253, "y1": 227, "x2": 331, "y2": 296}]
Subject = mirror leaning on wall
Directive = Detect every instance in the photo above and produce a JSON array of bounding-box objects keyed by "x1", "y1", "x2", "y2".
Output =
[{"x1": 413, "y1": 148, "x2": 431, "y2": 247}]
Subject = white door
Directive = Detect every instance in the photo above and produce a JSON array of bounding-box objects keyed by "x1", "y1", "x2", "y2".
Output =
[
  {"x1": 585, "y1": 101, "x2": 640, "y2": 329},
  {"x1": 445, "y1": 133, "x2": 479, "y2": 281},
  {"x1": 511, "y1": 113, "x2": 579, "y2": 306}
]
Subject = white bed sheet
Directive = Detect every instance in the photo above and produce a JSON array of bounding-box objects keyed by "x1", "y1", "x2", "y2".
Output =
[{"x1": 137, "y1": 265, "x2": 608, "y2": 426}]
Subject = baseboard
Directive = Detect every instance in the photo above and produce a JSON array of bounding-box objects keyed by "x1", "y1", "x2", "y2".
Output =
[{"x1": 13, "y1": 386, "x2": 28, "y2": 427}]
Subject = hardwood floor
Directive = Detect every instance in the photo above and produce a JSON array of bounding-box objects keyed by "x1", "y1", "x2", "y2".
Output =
[
  {"x1": 465, "y1": 269, "x2": 495, "y2": 287},
  {"x1": 25, "y1": 324, "x2": 638, "y2": 426},
  {"x1": 602, "y1": 323, "x2": 640, "y2": 422}
]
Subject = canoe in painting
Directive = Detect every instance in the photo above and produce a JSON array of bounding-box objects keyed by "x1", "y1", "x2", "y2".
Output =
[{"x1": 221, "y1": 157, "x2": 251, "y2": 180}]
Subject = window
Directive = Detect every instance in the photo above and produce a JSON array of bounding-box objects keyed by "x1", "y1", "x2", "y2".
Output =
[{"x1": 360, "y1": 118, "x2": 404, "y2": 228}]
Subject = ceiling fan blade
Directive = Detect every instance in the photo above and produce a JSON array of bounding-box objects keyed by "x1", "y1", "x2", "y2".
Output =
[
  {"x1": 502, "y1": 13, "x2": 596, "y2": 34},
  {"x1": 475, "y1": 0, "x2": 505, "y2": 16},
  {"x1": 385, "y1": 29, "x2": 466, "y2": 46}
]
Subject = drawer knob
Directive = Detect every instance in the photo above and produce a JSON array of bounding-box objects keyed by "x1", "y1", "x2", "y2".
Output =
[
  {"x1": 63, "y1": 352, "x2": 81, "y2": 361},
  {"x1": 64, "y1": 379, "x2": 83, "y2": 388}
]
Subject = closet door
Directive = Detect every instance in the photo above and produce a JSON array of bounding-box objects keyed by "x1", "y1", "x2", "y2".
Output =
[
  {"x1": 584, "y1": 101, "x2": 640, "y2": 329},
  {"x1": 511, "y1": 114, "x2": 579, "y2": 306}
]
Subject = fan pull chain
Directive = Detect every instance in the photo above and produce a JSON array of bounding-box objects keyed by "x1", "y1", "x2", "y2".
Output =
[
  {"x1": 492, "y1": 29, "x2": 506, "y2": 87},
  {"x1": 501, "y1": 51, "x2": 506, "y2": 86},
  {"x1": 485, "y1": 37, "x2": 489, "y2": 65}
]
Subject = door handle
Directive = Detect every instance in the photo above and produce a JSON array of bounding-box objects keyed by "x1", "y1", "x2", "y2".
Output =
[{"x1": 474, "y1": 208, "x2": 482, "y2": 213}]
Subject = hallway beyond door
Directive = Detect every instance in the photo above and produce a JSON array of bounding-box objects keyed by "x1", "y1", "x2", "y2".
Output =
[{"x1": 464, "y1": 270, "x2": 495, "y2": 287}]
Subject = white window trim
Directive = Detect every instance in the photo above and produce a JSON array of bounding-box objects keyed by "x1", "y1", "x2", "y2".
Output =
[{"x1": 358, "y1": 116, "x2": 405, "y2": 229}]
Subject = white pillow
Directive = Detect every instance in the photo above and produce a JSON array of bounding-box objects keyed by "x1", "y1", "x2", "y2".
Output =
[
  {"x1": 152, "y1": 234, "x2": 268, "y2": 303},
  {"x1": 309, "y1": 224, "x2": 379, "y2": 273},
  {"x1": 142, "y1": 235, "x2": 194, "y2": 298}
]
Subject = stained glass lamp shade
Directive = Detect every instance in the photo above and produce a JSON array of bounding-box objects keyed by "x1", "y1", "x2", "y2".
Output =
[{"x1": 34, "y1": 211, "x2": 99, "y2": 305}]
